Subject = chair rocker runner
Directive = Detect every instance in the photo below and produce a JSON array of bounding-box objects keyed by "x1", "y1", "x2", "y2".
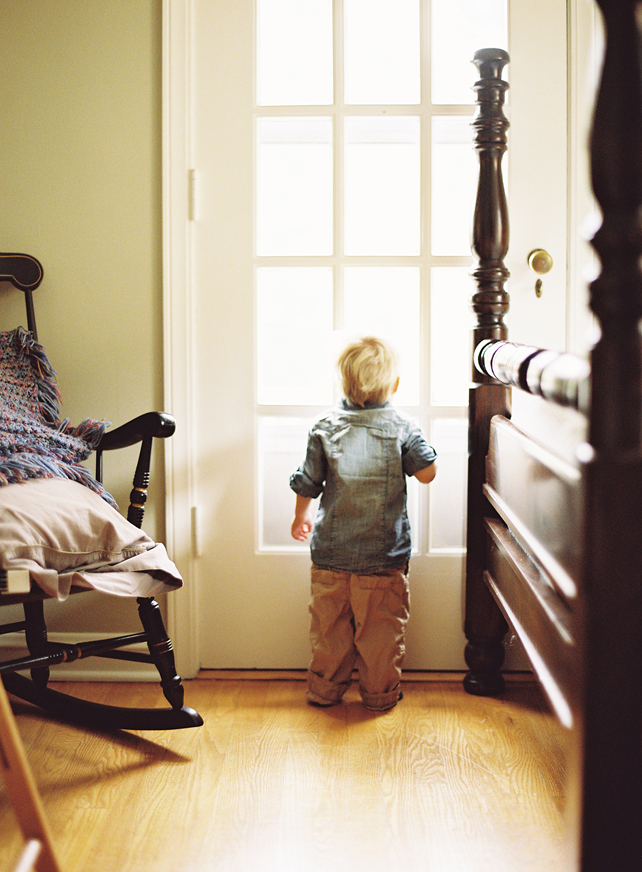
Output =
[{"x1": 0, "y1": 252, "x2": 202, "y2": 731}]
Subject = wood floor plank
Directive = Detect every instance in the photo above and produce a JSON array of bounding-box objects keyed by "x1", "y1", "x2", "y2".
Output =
[{"x1": 0, "y1": 677, "x2": 567, "y2": 872}]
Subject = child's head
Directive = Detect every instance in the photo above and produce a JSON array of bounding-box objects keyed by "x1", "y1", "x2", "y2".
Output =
[{"x1": 337, "y1": 336, "x2": 400, "y2": 407}]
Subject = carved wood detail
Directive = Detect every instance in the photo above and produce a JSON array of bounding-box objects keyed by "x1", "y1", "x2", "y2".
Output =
[
  {"x1": 469, "y1": 47, "x2": 510, "y2": 378},
  {"x1": 463, "y1": 48, "x2": 511, "y2": 696}
]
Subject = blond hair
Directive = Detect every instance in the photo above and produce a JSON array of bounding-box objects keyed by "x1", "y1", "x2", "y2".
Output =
[{"x1": 337, "y1": 336, "x2": 400, "y2": 407}]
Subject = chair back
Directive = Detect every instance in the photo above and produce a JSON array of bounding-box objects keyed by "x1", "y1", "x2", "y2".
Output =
[{"x1": 0, "y1": 254, "x2": 44, "y2": 339}]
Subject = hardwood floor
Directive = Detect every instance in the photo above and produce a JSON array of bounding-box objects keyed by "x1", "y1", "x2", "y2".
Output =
[{"x1": 1, "y1": 675, "x2": 567, "y2": 872}]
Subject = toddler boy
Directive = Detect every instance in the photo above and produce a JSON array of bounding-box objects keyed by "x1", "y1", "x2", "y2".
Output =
[{"x1": 290, "y1": 336, "x2": 436, "y2": 711}]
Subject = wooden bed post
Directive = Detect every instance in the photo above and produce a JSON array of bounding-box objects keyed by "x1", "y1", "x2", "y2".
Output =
[
  {"x1": 574, "y1": 1, "x2": 642, "y2": 867},
  {"x1": 463, "y1": 48, "x2": 511, "y2": 696}
]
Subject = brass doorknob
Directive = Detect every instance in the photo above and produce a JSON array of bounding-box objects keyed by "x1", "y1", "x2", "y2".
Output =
[{"x1": 527, "y1": 249, "x2": 553, "y2": 275}]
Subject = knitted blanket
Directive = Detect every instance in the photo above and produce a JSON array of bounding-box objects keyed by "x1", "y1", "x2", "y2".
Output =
[{"x1": 0, "y1": 327, "x2": 116, "y2": 506}]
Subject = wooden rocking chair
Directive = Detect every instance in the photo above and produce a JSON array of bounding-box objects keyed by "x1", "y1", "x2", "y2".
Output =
[{"x1": 0, "y1": 253, "x2": 202, "y2": 732}]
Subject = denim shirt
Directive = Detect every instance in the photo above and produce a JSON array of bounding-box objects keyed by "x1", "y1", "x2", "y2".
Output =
[{"x1": 289, "y1": 399, "x2": 437, "y2": 574}]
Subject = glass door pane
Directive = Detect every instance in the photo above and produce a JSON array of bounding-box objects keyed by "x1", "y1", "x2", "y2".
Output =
[
  {"x1": 259, "y1": 417, "x2": 317, "y2": 549},
  {"x1": 256, "y1": 118, "x2": 333, "y2": 256},
  {"x1": 430, "y1": 267, "x2": 470, "y2": 407},
  {"x1": 430, "y1": 418, "x2": 468, "y2": 549},
  {"x1": 343, "y1": 266, "x2": 421, "y2": 406},
  {"x1": 431, "y1": 116, "x2": 477, "y2": 256},
  {"x1": 256, "y1": 267, "x2": 334, "y2": 405},
  {"x1": 257, "y1": 0, "x2": 333, "y2": 105},
  {"x1": 344, "y1": 116, "x2": 420, "y2": 255},
  {"x1": 431, "y1": 0, "x2": 508, "y2": 104},
  {"x1": 344, "y1": 0, "x2": 420, "y2": 105}
]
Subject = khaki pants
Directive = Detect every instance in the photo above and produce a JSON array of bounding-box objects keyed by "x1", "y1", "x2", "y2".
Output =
[{"x1": 306, "y1": 564, "x2": 410, "y2": 711}]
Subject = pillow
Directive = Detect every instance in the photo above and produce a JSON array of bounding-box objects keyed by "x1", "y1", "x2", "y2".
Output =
[{"x1": 0, "y1": 478, "x2": 183, "y2": 599}]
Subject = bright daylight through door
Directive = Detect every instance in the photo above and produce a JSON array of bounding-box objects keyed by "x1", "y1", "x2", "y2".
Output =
[{"x1": 255, "y1": 0, "x2": 507, "y2": 563}]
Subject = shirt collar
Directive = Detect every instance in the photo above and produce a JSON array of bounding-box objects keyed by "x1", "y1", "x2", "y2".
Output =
[{"x1": 341, "y1": 398, "x2": 391, "y2": 411}]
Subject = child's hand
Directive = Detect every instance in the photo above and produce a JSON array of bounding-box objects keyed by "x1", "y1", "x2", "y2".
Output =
[
  {"x1": 291, "y1": 515, "x2": 313, "y2": 541},
  {"x1": 291, "y1": 495, "x2": 314, "y2": 541}
]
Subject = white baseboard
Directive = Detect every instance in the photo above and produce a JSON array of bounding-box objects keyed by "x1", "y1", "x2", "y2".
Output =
[
  {"x1": 0, "y1": 632, "x2": 159, "y2": 682},
  {"x1": 198, "y1": 669, "x2": 535, "y2": 682}
]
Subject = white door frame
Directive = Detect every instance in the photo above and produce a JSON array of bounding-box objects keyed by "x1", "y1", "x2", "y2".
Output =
[{"x1": 162, "y1": 0, "x2": 200, "y2": 678}]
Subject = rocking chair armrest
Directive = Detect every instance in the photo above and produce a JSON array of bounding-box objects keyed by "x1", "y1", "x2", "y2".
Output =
[
  {"x1": 96, "y1": 412, "x2": 176, "y2": 451},
  {"x1": 94, "y1": 413, "x2": 176, "y2": 528}
]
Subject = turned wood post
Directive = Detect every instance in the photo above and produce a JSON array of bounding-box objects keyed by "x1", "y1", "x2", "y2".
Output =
[
  {"x1": 463, "y1": 48, "x2": 511, "y2": 696},
  {"x1": 574, "y1": 2, "x2": 642, "y2": 868},
  {"x1": 469, "y1": 48, "x2": 511, "y2": 360}
]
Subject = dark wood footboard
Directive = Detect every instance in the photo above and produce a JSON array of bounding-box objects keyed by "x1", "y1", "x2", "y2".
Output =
[{"x1": 464, "y1": 3, "x2": 642, "y2": 868}]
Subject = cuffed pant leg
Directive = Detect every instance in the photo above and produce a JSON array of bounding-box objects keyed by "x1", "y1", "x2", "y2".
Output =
[
  {"x1": 350, "y1": 567, "x2": 410, "y2": 711},
  {"x1": 307, "y1": 566, "x2": 358, "y2": 705}
]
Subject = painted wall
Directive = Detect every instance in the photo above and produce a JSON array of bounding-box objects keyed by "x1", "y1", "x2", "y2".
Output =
[{"x1": 1, "y1": 1, "x2": 165, "y2": 641}]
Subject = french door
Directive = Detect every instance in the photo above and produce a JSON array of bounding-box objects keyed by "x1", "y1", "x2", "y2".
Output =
[{"x1": 164, "y1": 0, "x2": 575, "y2": 674}]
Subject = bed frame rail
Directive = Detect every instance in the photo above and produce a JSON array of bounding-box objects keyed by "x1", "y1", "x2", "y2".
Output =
[{"x1": 474, "y1": 338, "x2": 590, "y2": 414}]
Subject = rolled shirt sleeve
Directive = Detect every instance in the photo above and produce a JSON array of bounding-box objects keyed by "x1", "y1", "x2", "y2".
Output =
[
  {"x1": 289, "y1": 431, "x2": 327, "y2": 499},
  {"x1": 401, "y1": 427, "x2": 437, "y2": 477}
]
